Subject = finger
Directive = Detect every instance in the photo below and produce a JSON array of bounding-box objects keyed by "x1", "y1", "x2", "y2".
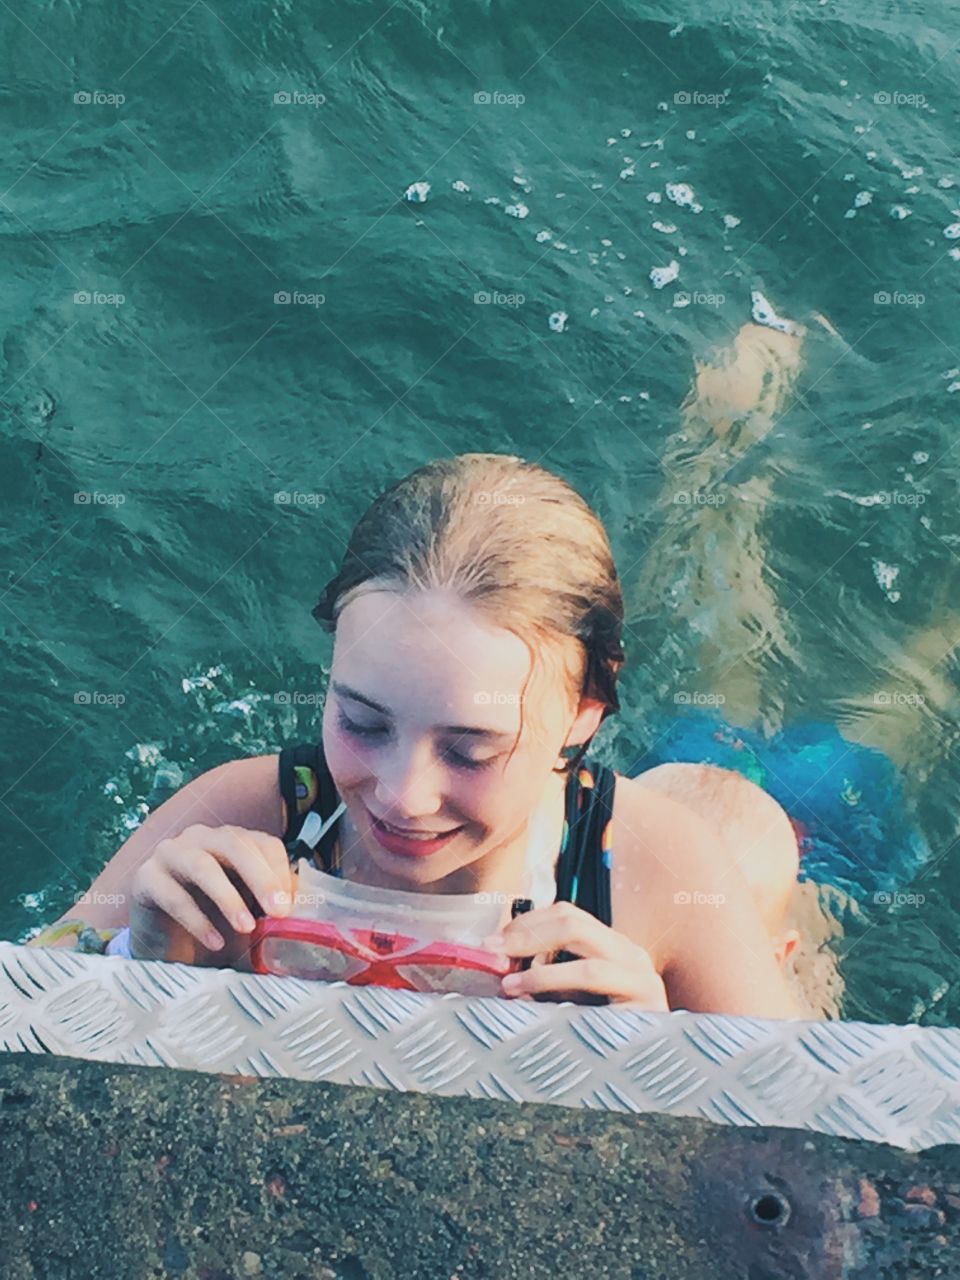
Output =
[
  {"x1": 487, "y1": 901, "x2": 629, "y2": 963},
  {"x1": 161, "y1": 848, "x2": 266, "y2": 936},
  {"x1": 132, "y1": 862, "x2": 226, "y2": 950},
  {"x1": 160, "y1": 826, "x2": 292, "y2": 917},
  {"x1": 503, "y1": 957, "x2": 668, "y2": 1007},
  {"x1": 238, "y1": 828, "x2": 295, "y2": 914}
]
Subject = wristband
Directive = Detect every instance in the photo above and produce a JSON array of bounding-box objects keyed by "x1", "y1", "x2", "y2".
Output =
[
  {"x1": 104, "y1": 926, "x2": 134, "y2": 958},
  {"x1": 29, "y1": 918, "x2": 123, "y2": 955}
]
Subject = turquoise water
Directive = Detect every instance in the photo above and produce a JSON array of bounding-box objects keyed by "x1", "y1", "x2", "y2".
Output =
[{"x1": 1, "y1": 1, "x2": 958, "y2": 1024}]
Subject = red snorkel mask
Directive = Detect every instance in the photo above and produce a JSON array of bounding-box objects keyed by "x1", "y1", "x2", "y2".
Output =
[{"x1": 254, "y1": 804, "x2": 533, "y2": 995}]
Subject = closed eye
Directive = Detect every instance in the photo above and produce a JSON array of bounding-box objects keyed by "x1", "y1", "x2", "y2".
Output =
[{"x1": 336, "y1": 710, "x2": 499, "y2": 771}]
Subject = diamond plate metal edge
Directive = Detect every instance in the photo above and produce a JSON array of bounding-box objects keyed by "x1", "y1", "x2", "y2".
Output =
[{"x1": 2, "y1": 942, "x2": 958, "y2": 1151}]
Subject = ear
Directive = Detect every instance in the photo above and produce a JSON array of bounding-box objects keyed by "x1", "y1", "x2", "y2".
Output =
[
  {"x1": 561, "y1": 696, "x2": 608, "y2": 755},
  {"x1": 774, "y1": 928, "x2": 800, "y2": 967}
]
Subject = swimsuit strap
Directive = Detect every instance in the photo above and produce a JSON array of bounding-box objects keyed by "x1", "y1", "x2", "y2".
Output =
[
  {"x1": 554, "y1": 760, "x2": 616, "y2": 929},
  {"x1": 278, "y1": 741, "x2": 342, "y2": 872},
  {"x1": 549, "y1": 759, "x2": 616, "y2": 1006}
]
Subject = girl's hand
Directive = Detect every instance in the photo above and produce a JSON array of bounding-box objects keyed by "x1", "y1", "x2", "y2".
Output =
[
  {"x1": 484, "y1": 901, "x2": 669, "y2": 1009},
  {"x1": 129, "y1": 824, "x2": 294, "y2": 967}
]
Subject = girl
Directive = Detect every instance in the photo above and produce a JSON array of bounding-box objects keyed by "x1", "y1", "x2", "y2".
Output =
[{"x1": 35, "y1": 452, "x2": 804, "y2": 1018}]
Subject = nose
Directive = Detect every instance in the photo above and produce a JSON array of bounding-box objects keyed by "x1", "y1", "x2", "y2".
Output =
[{"x1": 373, "y1": 741, "x2": 445, "y2": 819}]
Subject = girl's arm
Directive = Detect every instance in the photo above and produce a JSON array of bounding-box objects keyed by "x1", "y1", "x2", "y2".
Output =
[{"x1": 39, "y1": 754, "x2": 285, "y2": 933}]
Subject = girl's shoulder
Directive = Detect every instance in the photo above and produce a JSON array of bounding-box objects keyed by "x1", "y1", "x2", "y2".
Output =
[
  {"x1": 604, "y1": 771, "x2": 731, "y2": 961},
  {"x1": 613, "y1": 768, "x2": 737, "y2": 870}
]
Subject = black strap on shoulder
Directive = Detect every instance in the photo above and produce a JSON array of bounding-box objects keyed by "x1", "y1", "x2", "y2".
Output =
[
  {"x1": 277, "y1": 742, "x2": 341, "y2": 869},
  {"x1": 554, "y1": 761, "x2": 615, "y2": 925},
  {"x1": 593, "y1": 764, "x2": 615, "y2": 928},
  {"x1": 554, "y1": 769, "x2": 587, "y2": 906},
  {"x1": 278, "y1": 743, "x2": 320, "y2": 843},
  {"x1": 553, "y1": 761, "x2": 616, "y2": 1004}
]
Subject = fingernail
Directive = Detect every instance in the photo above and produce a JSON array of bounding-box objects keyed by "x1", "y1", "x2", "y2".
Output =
[
  {"x1": 204, "y1": 930, "x2": 224, "y2": 951},
  {"x1": 483, "y1": 933, "x2": 506, "y2": 950},
  {"x1": 234, "y1": 910, "x2": 255, "y2": 933},
  {"x1": 502, "y1": 973, "x2": 522, "y2": 992}
]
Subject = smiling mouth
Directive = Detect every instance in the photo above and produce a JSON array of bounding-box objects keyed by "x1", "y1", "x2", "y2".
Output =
[{"x1": 373, "y1": 815, "x2": 464, "y2": 839}]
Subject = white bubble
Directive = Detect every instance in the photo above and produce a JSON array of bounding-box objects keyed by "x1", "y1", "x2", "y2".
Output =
[
  {"x1": 722, "y1": 213, "x2": 741, "y2": 229},
  {"x1": 548, "y1": 310, "x2": 568, "y2": 333},
  {"x1": 404, "y1": 181, "x2": 431, "y2": 203},
  {"x1": 665, "y1": 181, "x2": 701, "y2": 212},
  {"x1": 451, "y1": 179, "x2": 470, "y2": 193},
  {"x1": 750, "y1": 290, "x2": 800, "y2": 335},
  {"x1": 650, "y1": 259, "x2": 680, "y2": 289},
  {"x1": 873, "y1": 559, "x2": 901, "y2": 603},
  {"x1": 504, "y1": 202, "x2": 529, "y2": 219},
  {"x1": 827, "y1": 489, "x2": 887, "y2": 507}
]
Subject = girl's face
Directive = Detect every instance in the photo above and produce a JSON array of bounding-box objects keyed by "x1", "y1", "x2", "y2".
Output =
[{"x1": 322, "y1": 587, "x2": 592, "y2": 891}]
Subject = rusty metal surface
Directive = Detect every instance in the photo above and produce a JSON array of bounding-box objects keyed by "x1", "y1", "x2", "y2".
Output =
[
  {"x1": 2, "y1": 941, "x2": 959, "y2": 1152},
  {"x1": 2, "y1": 1051, "x2": 960, "y2": 1280}
]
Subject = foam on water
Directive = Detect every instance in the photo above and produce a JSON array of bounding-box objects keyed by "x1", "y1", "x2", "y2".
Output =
[
  {"x1": 750, "y1": 290, "x2": 801, "y2": 335},
  {"x1": 403, "y1": 181, "x2": 431, "y2": 203},
  {"x1": 650, "y1": 260, "x2": 680, "y2": 289},
  {"x1": 873, "y1": 560, "x2": 902, "y2": 604}
]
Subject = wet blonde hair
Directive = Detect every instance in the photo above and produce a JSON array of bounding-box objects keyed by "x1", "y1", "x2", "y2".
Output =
[{"x1": 312, "y1": 453, "x2": 626, "y2": 775}]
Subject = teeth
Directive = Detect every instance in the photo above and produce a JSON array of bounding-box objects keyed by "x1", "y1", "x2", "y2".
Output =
[{"x1": 381, "y1": 820, "x2": 455, "y2": 839}]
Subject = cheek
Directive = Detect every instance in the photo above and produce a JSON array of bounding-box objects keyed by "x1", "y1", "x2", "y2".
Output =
[{"x1": 322, "y1": 720, "x2": 374, "y2": 788}]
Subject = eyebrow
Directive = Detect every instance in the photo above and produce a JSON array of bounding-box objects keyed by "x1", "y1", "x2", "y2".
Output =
[{"x1": 331, "y1": 681, "x2": 517, "y2": 738}]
